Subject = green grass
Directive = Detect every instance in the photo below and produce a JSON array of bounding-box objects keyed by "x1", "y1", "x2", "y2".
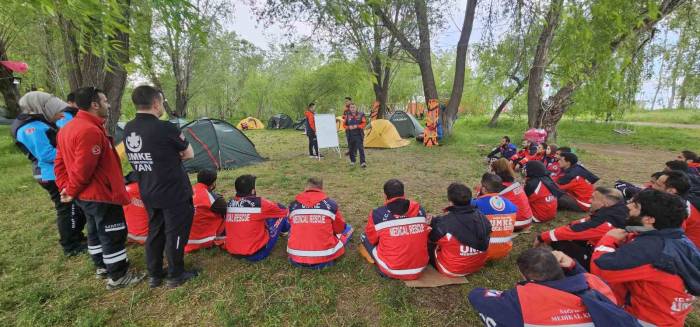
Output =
[
  {"x1": 622, "y1": 108, "x2": 700, "y2": 125},
  {"x1": 0, "y1": 118, "x2": 698, "y2": 326}
]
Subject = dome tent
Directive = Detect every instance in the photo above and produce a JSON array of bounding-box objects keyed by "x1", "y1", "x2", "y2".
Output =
[
  {"x1": 181, "y1": 118, "x2": 264, "y2": 172},
  {"x1": 236, "y1": 117, "x2": 265, "y2": 130},
  {"x1": 169, "y1": 117, "x2": 189, "y2": 128},
  {"x1": 364, "y1": 119, "x2": 410, "y2": 149},
  {"x1": 389, "y1": 111, "x2": 424, "y2": 138},
  {"x1": 293, "y1": 118, "x2": 307, "y2": 131},
  {"x1": 267, "y1": 113, "x2": 294, "y2": 129}
]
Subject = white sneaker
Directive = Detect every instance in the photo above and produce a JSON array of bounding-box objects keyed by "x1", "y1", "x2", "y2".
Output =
[
  {"x1": 349, "y1": 161, "x2": 355, "y2": 165},
  {"x1": 106, "y1": 271, "x2": 145, "y2": 290},
  {"x1": 95, "y1": 268, "x2": 108, "y2": 279}
]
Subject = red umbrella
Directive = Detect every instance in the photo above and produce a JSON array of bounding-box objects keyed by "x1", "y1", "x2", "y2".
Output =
[{"x1": 0, "y1": 61, "x2": 28, "y2": 74}]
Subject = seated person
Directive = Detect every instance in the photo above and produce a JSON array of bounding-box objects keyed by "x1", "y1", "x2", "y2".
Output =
[
  {"x1": 679, "y1": 150, "x2": 699, "y2": 175},
  {"x1": 360, "y1": 179, "x2": 429, "y2": 280},
  {"x1": 557, "y1": 152, "x2": 599, "y2": 212},
  {"x1": 224, "y1": 174, "x2": 289, "y2": 261},
  {"x1": 492, "y1": 158, "x2": 535, "y2": 232},
  {"x1": 123, "y1": 172, "x2": 148, "y2": 244},
  {"x1": 591, "y1": 189, "x2": 699, "y2": 327},
  {"x1": 551, "y1": 146, "x2": 572, "y2": 182},
  {"x1": 615, "y1": 171, "x2": 663, "y2": 200},
  {"x1": 536, "y1": 187, "x2": 628, "y2": 270},
  {"x1": 429, "y1": 183, "x2": 491, "y2": 277},
  {"x1": 287, "y1": 177, "x2": 353, "y2": 269},
  {"x1": 652, "y1": 170, "x2": 700, "y2": 248},
  {"x1": 469, "y1": 247, "x2": 635, "y2": 327},
  {"x1": 543, "y1": 144, "x2": 560, "y2": 176},
  {"x1": 524, "y1": 161, "x2": 562, "y2": 223},
  {"x1": 511, "y1": 140, "x2": 537, "y2": 170},
  {"x1": 185, "y1": 169, "x2": 227, "y2": 253},
  {"x1": 473, "y1": 173, "x2": 517, "y2": 260},
  {"x1": 666, "y1": 160, "x2": 700, "y2": 192},
  {"x1": 486, "y1": 136, "x2": 517, "y2": 162}
]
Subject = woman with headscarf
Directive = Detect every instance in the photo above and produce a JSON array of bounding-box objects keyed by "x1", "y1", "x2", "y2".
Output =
[
  {"x1": 524, "y1": 161, "x2": 563, "y2": 223},
  {"x1": 11, "y1": 91, "x2": 86, "y2": 256}
]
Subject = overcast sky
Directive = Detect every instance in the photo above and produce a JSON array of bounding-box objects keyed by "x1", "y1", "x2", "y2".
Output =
[{"x1": 229, "y1": 1, "x2": 667, "y2": 106}]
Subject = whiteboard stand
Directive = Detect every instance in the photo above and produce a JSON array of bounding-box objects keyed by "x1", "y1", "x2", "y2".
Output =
[{"x1": 314, "y1": 114, "x2": 342, "y2": 159}]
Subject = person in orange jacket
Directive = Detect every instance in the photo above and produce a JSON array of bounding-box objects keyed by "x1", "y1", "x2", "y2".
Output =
[
  {"x1": 186, "y1": 169, "x2": 226, "y2": 253},
  {"x1": 304, "y1": 102, "x2": 319, "y2": 158}
]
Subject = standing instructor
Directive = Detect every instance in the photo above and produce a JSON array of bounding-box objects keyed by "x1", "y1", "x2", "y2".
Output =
[{"x1": 124, "y1": 85, "x2": 197, "y2": 288}]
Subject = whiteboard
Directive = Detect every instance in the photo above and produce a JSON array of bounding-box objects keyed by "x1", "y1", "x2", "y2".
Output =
[{"x1": 315, "y1": 114, "x2": 340, "y2": 149}]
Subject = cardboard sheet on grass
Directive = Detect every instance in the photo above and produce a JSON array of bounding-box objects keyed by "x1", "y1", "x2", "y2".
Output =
[{"x1": 403, "y1": 266, "x2": 468, "y2": 288}]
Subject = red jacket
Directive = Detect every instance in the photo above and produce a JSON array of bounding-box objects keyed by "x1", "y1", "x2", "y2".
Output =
[
  {"x1": 683, "y1": 202, "x2": 700, "y2": 248},
  {"x1": 304, "y1": 110, "x2": 316, "y2": 132},
  {"x1": 499, "y1": 182, "x2": 534, "y2": 231},
  {"x1": 287, "y1": 189, "x2": 347, "y2": 265},
  {"x1": 429, "y1": 205, "x2": 490, "y2": 277},
  {"x1": 124, "y1": 183, "x2": 148, "y2": 244},
  {"x1": 364, "y1": 198, "x2": 429, "y2": 280},
  {"x1": 558, "y1": 176, "x2": 594, "y2": 211},
  {"x1": 526, "y1": 180, "x2": 558, "y2": 222},
  {"x1": 540, "y1": 201, "x2": 628, "y2": 245},
  {"x1": 224, "y1": 195, "x2": 288, "y2": 255},
  {"x1": 186, "y1": 183, "x2": 225, "y2": 253},
  {"x1": 55, "y1": 111, "x2": 128, "y2": 205},
  {"x1": 591, "y1": 233, "x2": 695, "y2": 327}
]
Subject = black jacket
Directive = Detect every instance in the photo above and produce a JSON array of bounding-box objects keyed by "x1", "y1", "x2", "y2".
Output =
[{"x1": 429, "y1": 205, "x2": 491, "y2": 252}]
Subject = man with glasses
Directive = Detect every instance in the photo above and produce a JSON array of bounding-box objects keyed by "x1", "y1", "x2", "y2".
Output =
[{"x1": 55, "y1": 86, "x2": 144, "y2": 290}]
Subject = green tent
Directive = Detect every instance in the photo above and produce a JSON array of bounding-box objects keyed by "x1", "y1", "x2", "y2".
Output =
[
  {"x1": 169, "y1": 117, "x2": 189, "y2": 128},
  {"x1": 389, "y1": 111, "x2": 424, "y2": 138},
  {"x1": 181, "y1": 118, "x2": 264, "y2": 172},
  {"x1": 267, "y1": 113, "x2": 294, "y2": 129}
]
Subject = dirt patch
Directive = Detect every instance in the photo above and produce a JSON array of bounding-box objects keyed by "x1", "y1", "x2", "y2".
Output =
[{"x1": 574, "y1": 143, "x2": 677, "y2": 185}]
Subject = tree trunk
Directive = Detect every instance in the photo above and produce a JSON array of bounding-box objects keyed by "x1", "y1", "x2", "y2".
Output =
[
  {"x1": 103, "y1": 0, "x2": 130, "y2": 135},
  {"x1": 414, "y1": 0, "x2": 440, "y2": 103},
  {"x1": 443, "y1": 0, "x2": 478, "y2": 135},
  {"x1": 488, "y1": 76, "x2": 528, "y2": 127},
  {"x1": 0, "y1": 37, "x2": 20, "y2": 118},
  {"x1": 526, "y1": 0, "x2": 563, "y2": 128}
]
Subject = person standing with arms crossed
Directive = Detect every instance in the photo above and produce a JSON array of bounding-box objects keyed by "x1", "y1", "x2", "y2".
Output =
[
  {"x1": 123, "y1": 85, "x2": 198, "y2": 288},
  {"x1": 54, "y1": 87, "x2": 144, "y2": 289}
]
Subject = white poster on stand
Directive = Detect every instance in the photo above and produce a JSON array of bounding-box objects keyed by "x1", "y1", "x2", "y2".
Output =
[{"x1": 314, "y1": 114, "x2": 341, "y2": 157}]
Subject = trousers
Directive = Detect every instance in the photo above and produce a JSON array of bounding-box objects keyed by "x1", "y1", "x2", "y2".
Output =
[
  {"x1": 76, "y1": 200, "x2": 129, "y2": 280},
  {"x1": 348, "y1": 133, "x2": 365, "y2": 164},
  {"x1": 40, "y1": 181, "x2": 86, "y2": 254},
  {"x1": 145, "y1": 200, "x2": 194, "y2": 279}
]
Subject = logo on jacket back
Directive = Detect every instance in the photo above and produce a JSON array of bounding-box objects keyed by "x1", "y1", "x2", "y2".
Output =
[
  {"x1": 490, "y1": 196, "x2": 506, "y2": 211},
  {"x1": 125, "y1": 132, "x2": 153, "y2": 171},
  {"x1": 126, "y1": 132, "x2": 142, "y2": 152}
]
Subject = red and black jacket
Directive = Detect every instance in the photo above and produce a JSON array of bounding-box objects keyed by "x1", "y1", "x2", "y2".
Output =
[
  {"x1": 429, "y1": 205, "x2": 491, "y2": 277},
  {"x1": 539, "y1": 201, "x2": 628, "y2": 245},
  {"x1": 558, "y1": 164, "x2": 599, "y2": 211},
  {"x1": 343, "y1": 111, "x2": 367, "y2": 136},
  {"x1": 186, "y1": 183, "x2": 226, "y2": 253},
  {"x1": 224, "y1": 195, "x2": 288, "y2": 255},
  {"x1": 364, "y1": 197, "x2": 429, "y2": 280}
]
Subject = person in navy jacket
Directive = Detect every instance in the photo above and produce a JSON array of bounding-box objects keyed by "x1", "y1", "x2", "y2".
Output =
[
  {"x1": 469, "y1": 247, "x2": 636, "y2": 327},
  {"x1": 486, "y1": 136, "x2": 517, "y2": 162},
  {"x1": 343, "y1": 103, "x2": 367, "y2": 168},
  {"x1": 11, "y1": 91, "x2": 86, "y2": 256},
  {"x1": 591, "y1": 189, "x2": 700, "y2": 327}
]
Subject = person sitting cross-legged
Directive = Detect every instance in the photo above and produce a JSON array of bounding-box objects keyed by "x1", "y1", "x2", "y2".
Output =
[
  {"x1": 287, "y1": 177, "x2": 353, "y2": 269},
  {"x1": 591, "y1": 189, "x2": 700, "y2": 327},
  {"x1": 536, "y1": 187, "x2": 628, "y2": 270},
  {"x1": 360, "y1": 179, "x2": 430, "y2": 280},
  {"x1": 469, "y1": 247, "x2": 638, "y2": 327},
  {"x1": 185, "y1": 169, "x2": 227, "y2": 253},
  {"x1": 473, "y1": 173, "x2": 518, "y2": 260},
  {"x1": 491, "y1": 158, "x2": 535, "y2": 233},
  {"x1": 557, "y1": 152, "x2": 599, "y2": 212},
  {"x1": 523, "y1": 161, "x2": 562, "y2": 223},
  {"x1": 429, "y1": 183, "x2": 491, "y2": 277},
  {"x1": 224, "y1": 174, "x2": 289, "y2": 262},
  {"x1": 651, "y1": 170, "x2": 700, "y2": 249}
]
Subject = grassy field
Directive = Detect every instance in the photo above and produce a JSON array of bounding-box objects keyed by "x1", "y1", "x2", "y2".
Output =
[
  {"x1": 621, "y1": 108, "x2": 700, "y2": 125},
  {"x1": 1, "y1": 116, "x2": 699, "y2": 326}
]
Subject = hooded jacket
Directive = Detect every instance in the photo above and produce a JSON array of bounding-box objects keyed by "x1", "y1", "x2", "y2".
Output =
[
  {"x1": 524, "y1": 161, "x2": 561, "y2": 222},
  {"x1": 430, "y1": 205, "x2": 491, "y2": 276},
  {"x1": 11, "y1": 113, "x2": 58, "y2": 181},
  {"x1": 558, "y1": 163, "x2": 600, "y2": 185},
  {"x1": 540, "y1": 201, "x2": 629, "y2": 244},
  {"x1": 287, "y1": 188, "x2": 348, "y2": 265}
]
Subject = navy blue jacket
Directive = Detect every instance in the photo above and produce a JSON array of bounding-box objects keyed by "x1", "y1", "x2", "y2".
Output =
[{"x1": 558, "y1": 163, "x2": 600, "y2": 185}]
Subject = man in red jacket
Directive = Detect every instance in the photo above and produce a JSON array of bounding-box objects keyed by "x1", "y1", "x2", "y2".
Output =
[
  {"x1": 536, "y1": 187, "x2": 628, "y2": 270},
  {"x1": 287, "y1": 177, "x2": 353, "y2": 269},
  {"x1": 54, "y1": 87, "x2": 144, "y2": 290},
  {"x1": 557, "y1": 152, "x2": 599, "y2": 212},
  {"x1": 591, "y1": 190, "x2": 699, "y2": 327},
  {"x1": 224, "y1": 174, "x2": 289, "y2": 261},
  {"x1": 361, "y1": 179, "x2": 430, "y2": 280},
  {"x1": 429, "y1": 183, "x2": 491, "y2": 277},
  {"x1": 652, "y1": 170, "x2": 700, "y2": 248},
  {"x1": 186, "y1": 169, "x2": 226, "y2": 253}
]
